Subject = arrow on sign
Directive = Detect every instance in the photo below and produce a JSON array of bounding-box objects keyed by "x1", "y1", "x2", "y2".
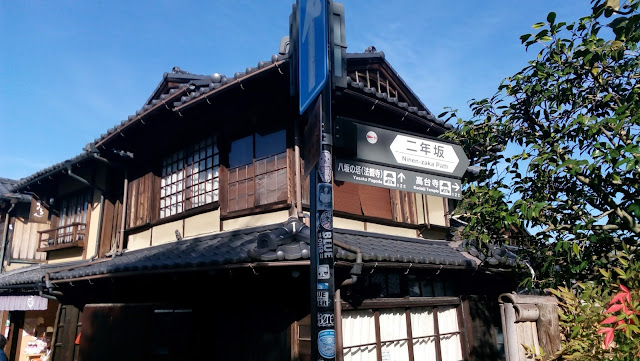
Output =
[
  {"x1": 452, "y1": 183, "x2": 460, "y2": 191},
  {"x1": 389, "y1": 135, "x2": 463, "y2": 175},
  {"x1": 398, "y1": 173, "x2": 406, "y2": 182}
]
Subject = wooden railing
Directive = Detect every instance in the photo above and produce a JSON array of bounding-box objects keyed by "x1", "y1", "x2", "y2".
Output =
[{"x1": 37, "y1": 222, "x2": 86, "y2": 252}]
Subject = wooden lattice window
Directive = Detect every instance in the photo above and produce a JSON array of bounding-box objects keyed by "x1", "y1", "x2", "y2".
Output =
[
  {"x1": 160, "y1": 136, "x2": 219, "y2": 218},
  {"x1": 56, "y1": 191, "x2": 91, "y2": 244},
  {"x1": 227, "y1": 130, "x2": 287, "y2": 212}
]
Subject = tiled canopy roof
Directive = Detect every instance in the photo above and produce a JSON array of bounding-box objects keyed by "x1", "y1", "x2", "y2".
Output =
[
  {"x1": 44, "y1": 219, "x2": 474, "y2": 282},
  {"x1": 11, "y1": 152, "x2": 95, "y2": 190}
]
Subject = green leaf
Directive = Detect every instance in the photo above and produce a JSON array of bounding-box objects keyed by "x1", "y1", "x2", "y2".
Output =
[
  {"x1": 572, "y1": 243, "x2": 580, "y2": 257},
  {"x1": 533, "y1": 22, "x2": 546, "y2": 29},
  {"x1": 547, "y1": 12, "x2": 556, "y2": 24}
]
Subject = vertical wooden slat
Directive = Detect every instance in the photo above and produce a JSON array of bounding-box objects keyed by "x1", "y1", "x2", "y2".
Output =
[
  {"x1": 286, "y1": 148, "x2": 294, "y2": 207},
  {"x1": 458, "y1": 302, "x2": 471, "y2": 360},
  {"x1": 127, "y1": 178, "x2": 138, "y2": 228},
  {"x1": 405, "y1": 309, "x2": 415, "y2": 361},
  {"x1": 389, "y1": 190, "x2": 403, "y2": 223},
  {"x1": 18, "y1": 219, "x2": 30, "y2": 259},
  {"x1": 99, "y1": 198, "x2": 115, "y2": 258},
  {"x1": 219, "y1": 165, "x2": 229, "y2": 216},
  {"x1": 433, "y1": 307, "x2": 442, "y2": 361},
  {"x1": 374, "y1": 310, "x2": 382, "y2": 361},
  {"x1": 150, "y1": 173, "x2": 160, "y2": 223}
]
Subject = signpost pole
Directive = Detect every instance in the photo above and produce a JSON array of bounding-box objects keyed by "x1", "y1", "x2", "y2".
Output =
[
  {"x1": 297, "y1": 0, "x2": 335, "y2": 359},
  {"x1": 314, "y1": 2, "x2": 335, "y2": 359}
]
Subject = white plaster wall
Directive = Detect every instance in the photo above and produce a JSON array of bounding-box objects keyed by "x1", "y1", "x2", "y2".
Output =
[
  {"x1": 365, "y1": 223, "x2": 418, "y2": 238},
  {"x1": 184, "y1": 209, "x2": 220, "y2": 238},
  {"x1": 151, "y1": 220, "x2": 183, "y2": 246},
  {"x1": 426, "y1": 195, "x2": 447, "y2": 226},
  {"x1": 222, "y1": 210, "x2": 290, "y2": 231},
  {"x1": 127, "y1": 229, "x2": 151, "y2": 251},
  {"x1": 333, "y1": 217, "x2": 365, "y2": 231}
]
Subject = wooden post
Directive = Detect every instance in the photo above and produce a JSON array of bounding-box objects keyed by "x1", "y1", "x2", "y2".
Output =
[{"x1": 537, "y1": 303, "x2": 561, "y2": 359}]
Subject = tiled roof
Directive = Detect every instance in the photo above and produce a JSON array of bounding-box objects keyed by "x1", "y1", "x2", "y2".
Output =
[
  {"x1": 43, "y1": 219, "x2": 474, "y2": 282},
  {"x1": 344, "y1": 52, "x2": 454, "y2": 131},
  {"x1": 0, "y1": 178, "x2": 18, "y2": 199},
  {"x1": 11, "y1": 151, "x2": 95, "y2": 190},
  {"x1": 0, "y1": 261, "x2": 88, "y2": 288},
  {"x1": 91, "y1": 54, "x2": 288, "y2": 148}
]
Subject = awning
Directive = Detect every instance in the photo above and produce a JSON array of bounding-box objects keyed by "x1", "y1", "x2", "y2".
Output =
[{"x1": 0, "y1": 295, "x2": 48, "y2": 311}]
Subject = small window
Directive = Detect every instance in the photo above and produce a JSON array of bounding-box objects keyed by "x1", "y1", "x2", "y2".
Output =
[
  {"x1": 160, "y1": 136, "x2": 219, "y2": 218},
  {"x1": 227, "y1": 130, "x2": 288, "y2": 213},
  {"x1": 342, "y1": 305, "x2": 464, "y2": 361},
  {"x1": 56, "y1": 191, "x2": 91, "y2": 244}
]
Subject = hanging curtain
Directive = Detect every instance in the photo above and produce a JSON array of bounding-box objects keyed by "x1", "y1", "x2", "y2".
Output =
[
  {"x1": 343, "y1": 310, "x2": 377, "y2": 361},
  {"x1": 437, "y1": 306, "x2": 463, "y2": 361},
  {"x1": 379, "y1": 308, "x2": 409, "y2": 361}
]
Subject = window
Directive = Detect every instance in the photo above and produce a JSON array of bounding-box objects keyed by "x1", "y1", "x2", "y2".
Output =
[
  {"x1": 342, "y1": 305, "x2": 464, "y2": 361},
  {"x1": 56, "y1": 191, "x2": 91, "y2": 243},
  {"x1": 227, "y1": 130, "x2": 288, "y2": 212},
  {"x1": 160, "y1": 136, "x2": 219, "y2": 218}
]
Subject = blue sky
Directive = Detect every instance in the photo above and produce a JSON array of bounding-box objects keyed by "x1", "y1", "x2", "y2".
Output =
[{"x1": 0, "y1": 1, "x2": 592, "y2": 180}]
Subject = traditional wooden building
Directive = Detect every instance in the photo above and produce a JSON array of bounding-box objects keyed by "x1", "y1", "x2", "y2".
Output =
[{"x1": 0, "y1": 44, "x2": 516, "y2": 361}]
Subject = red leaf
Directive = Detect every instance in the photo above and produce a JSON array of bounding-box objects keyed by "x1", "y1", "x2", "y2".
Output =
[
  {"x1": 597, "y1": 327, "x2": 614, "y2": 334},
  {"x1": 606, "y1": 303, "x2": 624, "y2": 313},
  {"x1": 619, "y1": 284, "x2": 629, "y2": 293},
  {"x1": 626, "y1": 292, "x2": 631, "y2": 304},
  {"x1": 604, "y1": 330, "x2": 614, "y2": 348},
  {"x1": 601, "y1": 316, "x2": 618, "y2": 324},
  {"x1": 610, "y1": 292, "x2": 626, "y2": 305},
  {"x1": 623, "y1": 304, "x2": 634, "y2": 315}
]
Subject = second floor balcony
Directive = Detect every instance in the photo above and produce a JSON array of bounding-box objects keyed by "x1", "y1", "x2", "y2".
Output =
[{"x1": 37, "y1": 222, "x2": 86, "y2": 252}]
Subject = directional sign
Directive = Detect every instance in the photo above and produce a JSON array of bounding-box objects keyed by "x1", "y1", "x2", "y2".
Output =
[
  {"x1": 335, "y1": 158, "x2": 463, "y2": 200},
  {"x1": 298, "y1": 0, "x2": 328, "y2": 115},
  {"x1": 335, "y1": 118, "x2": 470, "y2": 178}
]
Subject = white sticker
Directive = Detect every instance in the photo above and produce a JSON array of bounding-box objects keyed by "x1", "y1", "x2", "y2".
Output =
[
  {"x1": 318, "y1": 264, "x2": 330, "y2": 280},
  {"x1": 318, "y1": 150, "x2": 332, "y2": 183}
]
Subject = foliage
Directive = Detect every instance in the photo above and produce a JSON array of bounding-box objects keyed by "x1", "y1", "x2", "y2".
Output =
[
  {"x1": 547, "y1": 247, "x2": 640, "y2": 360},
  {"x1": 442, "y1": 1, "x2": 640, "y2": 359},
  {"x1": 442, "y1": 0, "x2": 640, "y2": 289}
]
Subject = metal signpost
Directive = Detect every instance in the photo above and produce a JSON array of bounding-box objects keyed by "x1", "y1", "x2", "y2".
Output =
[
  {"x1": 334, "y1": 158, "x2": 463, "y2": 200},
  {"x1": 335, "y1": 118, "x2": 470, "y2": 178},
  {"x1": 297, "y1": 0, "x2": 335, "y2": 360}
]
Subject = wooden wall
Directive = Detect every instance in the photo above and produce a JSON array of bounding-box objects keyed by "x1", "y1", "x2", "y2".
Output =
[
  {"x1": 333, "y1": 182, "x2": 418, "y2": 225},
  {"x1": 126, "y1": 172, "x2": 159, "y2": 229},
  {"x1": 10, "y1": 218, "x2": 47, "y2": 261}
]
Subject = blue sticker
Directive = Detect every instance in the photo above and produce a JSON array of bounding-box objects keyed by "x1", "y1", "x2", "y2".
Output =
[
  {"x1": 317, "y1": 282, "x2": 329, "y2": 290},
  {"x1": 318, "y1": 329, "x2": 336, "y2": 359}
]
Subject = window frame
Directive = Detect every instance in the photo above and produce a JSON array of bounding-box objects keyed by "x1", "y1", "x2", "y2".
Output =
[
  {"x1": 225, "y1": 129, "x2": 289, "y2": 214},
  {"x1": 160, "y1": 135, "x2": 220, "y2": 219},
  {"x1": 339, "y1": 297, "x2": 467, "y2": 361}
]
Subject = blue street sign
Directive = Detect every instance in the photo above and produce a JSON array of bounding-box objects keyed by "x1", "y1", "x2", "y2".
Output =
[{"x1": 298, "y1": 0, "x2": 328, "y2": 115}]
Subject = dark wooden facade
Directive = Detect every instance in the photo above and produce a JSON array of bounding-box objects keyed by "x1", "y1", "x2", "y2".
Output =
[{"x1": 2, "y1": 52, "x2": 516, "y2": 361}]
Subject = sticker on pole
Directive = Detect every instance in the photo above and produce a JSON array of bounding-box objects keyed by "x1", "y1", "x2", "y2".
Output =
[
  {"x1": 318, "y1": 330, "x2": 336, "y2": 359},
  {"x1": 318, "y1": 150, "x2": 332, "y2": 183},
  {"x1": 318, "y1": 183, "x2": 332, "y2": 210}
]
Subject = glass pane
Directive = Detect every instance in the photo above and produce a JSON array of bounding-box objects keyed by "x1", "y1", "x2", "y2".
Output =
[
  {"x1": 408, "y1": 275, "x2": 420, "y2": 297},
  {"x1": 230, "y1": 135, "x2": 253, "y2": 167},
  {"x1": 342, "y1": 310, "x2": 376, "y2": 347},
  {"x1": 379, "y1": 309, "x2": 407, "y2": 341},
  {"x1": 437, "y1": 306, "x2": 462, "y2": 361},
  {"x1": 379, "y1": 308, "x2": 409, "y2": 361},
  {"x1": 411, "y1": 307, "x2": 438, "y2": 361},
  {"x1": 411, "y1": 307, "x2": 435, "y2": 337},
  {"x1": 413, "y1": 337, "x2": 438, "y2": 361},
  {"x1": 255, "y1": 130, "x2": 285, "y2": 159}
]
